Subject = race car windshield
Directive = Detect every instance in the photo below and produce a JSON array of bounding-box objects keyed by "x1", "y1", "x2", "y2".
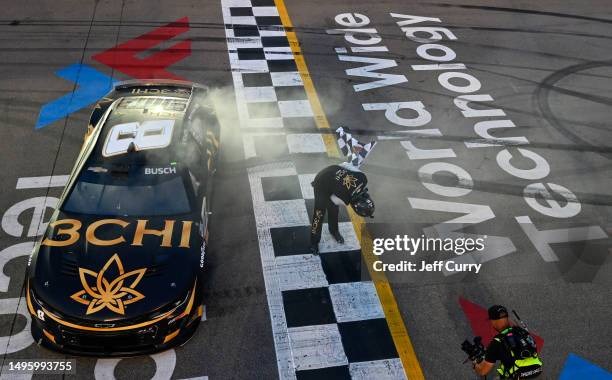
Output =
[{"x1": 62, "y1": 164, "x2": 192, "y2": 216}]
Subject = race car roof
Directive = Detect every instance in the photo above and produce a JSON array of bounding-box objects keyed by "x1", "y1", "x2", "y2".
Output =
[{"x1": 89, "y1": 95, "x2": 191, "y2": 165}]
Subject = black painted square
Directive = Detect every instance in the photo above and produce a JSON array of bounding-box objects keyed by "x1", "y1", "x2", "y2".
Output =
[
  {"x1": 230, "y1": 7, "x2": 253, "y2": 16},
  {"x1": 304, "y1": 199, "x2": 350, "y2": 224},
  {"x1": 256, "y1": 16, "x2": 283, "y2": 26},
  {"x1": 338, "y1": 319, "x2": 398, "y2": 362},
  {"x1": 282, "y1": 287, "x2": 336, "y2": 327},
  {"x1": 262, "y1": 36, "x2": 290, "y2": 47},
  {"x1": 251, "y1": 0, "x2": 275, "y2": 5},
  {"x1": 270, "y1": 226, "x2": 311, "y2": 256},
  {"x1": 296, "y1": 366, "x2": 351, "y2": 380},
  {"x1": 247, "y1": 101, "x2": 280, "y2": 118},
  {"x1": 319, "y1": 250, "x2": 363, "y2": 284},
  {"x1": 274, "y1": 86, "x2": 307, "y2": 101},
  {"x1": 233, "y1": 24, "x2": 259, "y2": 37},
  {"x1": 267, "y1": 59, "x2": 297, "y2": 72},
  {"x1": 237, "y1": 47, "x2": 265, "y2": 60},
  {"x1": 261, "y1": 176, "x2": 302, "y2": 201},
  {"x1": 283, "y1": 117, "x2": 318, "y2": 132},
  {"x1": 242, "y1": 72, "x2": 272, "y2": 87}
]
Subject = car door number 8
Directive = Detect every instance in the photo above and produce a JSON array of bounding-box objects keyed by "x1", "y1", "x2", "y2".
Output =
[{"x1": 103, "y1": 119, "x2": 175, "y2": 157}]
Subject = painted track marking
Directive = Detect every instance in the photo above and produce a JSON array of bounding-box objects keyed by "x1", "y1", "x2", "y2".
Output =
[{"x1": 273, "y1": 0, "x2": 426, "y2": 378}]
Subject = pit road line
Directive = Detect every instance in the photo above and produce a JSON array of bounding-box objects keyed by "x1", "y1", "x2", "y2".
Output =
[{"x1": 273, "y1": 1, "x2": 426, "y2": 378}]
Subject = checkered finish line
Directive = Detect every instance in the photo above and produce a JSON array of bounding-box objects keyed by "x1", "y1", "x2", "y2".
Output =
[{"x1": 222, "y1": 1, "x2": 407, "y2": 379}]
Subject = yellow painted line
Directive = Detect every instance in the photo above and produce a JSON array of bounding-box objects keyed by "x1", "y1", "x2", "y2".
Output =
[
  {"x1": 273, "y1": 0, "x2": 340, "y2": 159},
  {"x1": 274, "y1": 0, "x2": 425, "y2": 378}
]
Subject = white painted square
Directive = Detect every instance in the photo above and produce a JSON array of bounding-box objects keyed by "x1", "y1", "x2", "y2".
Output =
[
  {"x1": 230, "y1": 16, "x2": 257, "y2": 25},
  {"x1": 319, "y1": 222, "x2": 361, "y2": 253},
  {"x1": 252, "y1": 6, "x2": 279, "y2": 16},
  {"x1": 225, "y1": 28, "x2": 236, "y2": 39},
  {"x1": 287, "y1": 134, "x2": 326, "y2": 153},
  {"x1": 288, "y1": 324, "x2": 348, "y2": 370},
  {"x1": 222, "y1": 0, "x2": 252, "y2": 7},
  {"x1": 328, "y1": 282, "x2": 384, "y2": 323},
  {"x1": 298, "y1": 174, "x2": 316, "y2": 199},
  {"x1": 259, "y1": 27, "x2": 287, "y2": 37},
  {"x1": 228, "y1": 36, "x2": 263, "y2": 49},
  {"x1": 271, "y1": 71, "x2": 303, "y2": 87},
  {"x1": 349, "y1": 358, "x2": 407, "y2": 380},
  {"x1": 263, "y1": 200, "x2": 310, "y2": 228},
  {"x1": 275, "y1": 254, "x2": 329, "y2": 291},
  {"x1": 242, "y1": 133, "x2": 284, "y2": 159},
  {"x1": 243, "y1": 86, "x2": 277, "y2": 103},
  {"x1": 232, "y1": 59, "x2": 269, "y2": 73},
  {"x1": 264, "y1": 47, "x2": 294, "y2": 60},
  {"x1": 278, "y1": 100, "x2": 313, "y2": 118},
  {"x1": 240, "y1": 117, "x2": 284, "y2": 129}
]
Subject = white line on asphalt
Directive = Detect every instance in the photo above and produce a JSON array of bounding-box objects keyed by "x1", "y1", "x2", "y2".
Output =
[{"x1": 16, "y1": 175, "x2": 69, "y2": 189}]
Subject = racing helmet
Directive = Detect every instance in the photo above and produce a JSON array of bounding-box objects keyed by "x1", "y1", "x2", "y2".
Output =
[{"x1": 350, "y1": 189, "x2": 375, "y2": 218}]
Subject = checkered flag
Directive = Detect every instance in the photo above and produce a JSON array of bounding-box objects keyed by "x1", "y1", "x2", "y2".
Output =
[{"x1": 336, "y1": 126, "x2": 376, "y2": 168}]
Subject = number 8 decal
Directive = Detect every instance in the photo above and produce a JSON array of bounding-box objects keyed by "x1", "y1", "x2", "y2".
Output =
[{"x1": 103, "y1": 119, "x2": 175, "y2": 157}]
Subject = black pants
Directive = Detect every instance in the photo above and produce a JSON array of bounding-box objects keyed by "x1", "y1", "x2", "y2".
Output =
[{"x1": 310, "y1": 188, "x2": 340, "y2": 245}]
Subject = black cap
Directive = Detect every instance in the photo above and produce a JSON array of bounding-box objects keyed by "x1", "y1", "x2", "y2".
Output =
[{"x1": 488, "y1": 305, "x2": 508, "y2": 320}]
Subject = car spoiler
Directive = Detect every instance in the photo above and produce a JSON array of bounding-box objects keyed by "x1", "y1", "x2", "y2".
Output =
[{"x1": 113, "y1": 79, "x2": 201, "y2": 91}]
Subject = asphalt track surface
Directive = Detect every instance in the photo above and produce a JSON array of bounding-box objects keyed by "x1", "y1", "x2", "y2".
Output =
[{"x1": 0, "y1": 0, "x2": 611, "y2": 379}]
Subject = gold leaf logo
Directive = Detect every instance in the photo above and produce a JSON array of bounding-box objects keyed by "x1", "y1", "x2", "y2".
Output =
[
  {"x1": 342, "y1": 174, "x2": 358, "y2": 189},
  {"x1": 70, "y1": 254, "x2": 146, "y2": 315}
]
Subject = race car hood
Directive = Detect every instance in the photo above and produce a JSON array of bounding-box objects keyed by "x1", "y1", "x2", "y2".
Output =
[{"x1": 30, "y1": 212, "x2": 202, "y2": 323}]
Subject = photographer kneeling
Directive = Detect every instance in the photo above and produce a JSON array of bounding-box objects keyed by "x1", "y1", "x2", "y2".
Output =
[{"x1": 473, "y1": 305, "x2": 543, "y2": 379}]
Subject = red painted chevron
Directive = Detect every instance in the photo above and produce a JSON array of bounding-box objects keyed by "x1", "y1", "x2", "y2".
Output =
[
  {"x1": 93, "y1": 17, "x2": 191, "y2": 80},
  {"x1": 459, "y1": 297, "x2": 543, "y2": 352}
]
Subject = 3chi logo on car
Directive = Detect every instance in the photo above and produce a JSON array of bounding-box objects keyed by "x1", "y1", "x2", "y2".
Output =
[{"x1": 70, "y1": 254, "x2": 146, "y2": 315}]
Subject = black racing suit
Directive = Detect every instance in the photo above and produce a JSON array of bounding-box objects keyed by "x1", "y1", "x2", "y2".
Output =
[{"x1": 310, "y1": 165, "x2": 367, "y2": 245}]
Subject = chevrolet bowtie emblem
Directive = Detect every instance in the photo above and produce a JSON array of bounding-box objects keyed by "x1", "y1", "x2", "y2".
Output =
[{"x1": 70, "y1": 254, "x2": 146, "y2": 315}]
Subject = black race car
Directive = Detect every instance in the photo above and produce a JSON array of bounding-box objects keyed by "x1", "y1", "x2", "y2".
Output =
[{"x1": 26, "y1": 80, "x2": 220, "y2": 356}]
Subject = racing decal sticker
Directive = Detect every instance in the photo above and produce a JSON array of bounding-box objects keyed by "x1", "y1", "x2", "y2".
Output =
[
  {"x1": 70, "y1": 254, "x2": 146, "y2": 315},
  {"x1": 102, "y1": 119, "x2": 176, "y2": 157},
  {"x1": 144, "y1": 166, "x2": 178, "y2": 175},
  {"x1": 42, "y1": 218, "x2": 193, "y2": 248}
]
